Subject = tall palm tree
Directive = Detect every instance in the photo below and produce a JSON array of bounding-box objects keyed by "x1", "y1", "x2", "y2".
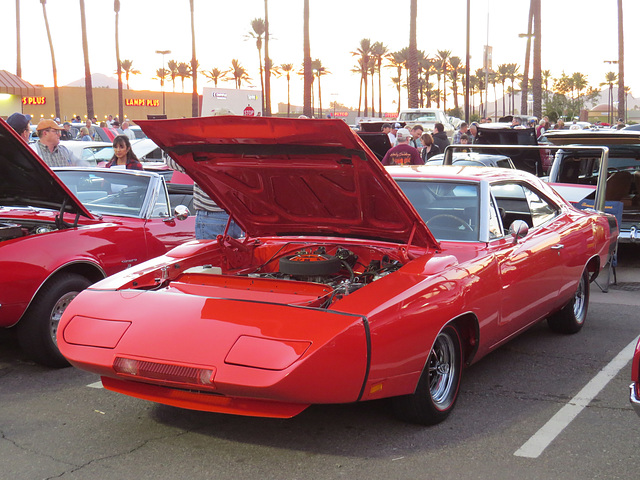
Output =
[
  {"x1": 475, "y1": 68, "x2": 486, "y2": 116},
  {"x1": 40, "y1": 0, "x2": 61, "y2": 120},
  {"x1": 303, "y1": 0, "x2": 312, "y2": 117},
  {"x1": 264, "y1": 0, "x2": 271, "y2": 116},
  {"x1": 176, "y1": 62, "x2": 191, "y2": 92},
  {"x1": 154, "y1": 68, "x2": 169, "y2": 91},
  {"x1": 408, "y1": 0, "x2": 418, "y2": 108},
  {"x1": 497, "y1": 63, "x2": 509, "y2": 116},
  {"x1": 279, "y1": 63, "x2": 295, "y2": 117},
  {"x1": 531, "y1": 0, "x2": 542, "y2": 117},
  {"x1": 449, "y1": 56, "x2": 463, "y2": 112},
  {"x1": 114, "y1": 0, "x2": 123, "y2": 121},
  {"x1": 168, "y1": 60, "x2": 178, "y2": 92},
  {"x1": 507, "y1": 63, "x2": 520, "y2": 114},
  {"x1": 230, "y1": 59, "x2": 251, "y2": 89},
  {"x1": 79, "y1": 0, "x2": 94, "y2": 120},
  {"x1": 120, "y1": 60, "x2": 140, "y2": 90},
  {"x1": 520, "y1": 1, "x2": 534, "y2": 115},
  {"x1": 388, "y1": 50, "x2": 408, "y2": 114},
  {"x1": 189, "y1": 0, "x2": 198, "y2": 117},
  {"x1": 617, "y1": 0, "x2": 625, "y2": 122},
  {"x1": 247, "y1": 18, "x2": 266, "y2": 113},
  {"x1": 201, "y1": 68, "x2": 228, "y2": 87},
  {"x1": 352, "y1": 39, "x2": 372, "y2": 117},
  {"x1": 312, "y1": 59, "x2": 329, "y2": 117},
  {"x1": 542, "y1": 69, "x2": 552, "y2": 98},
  {"x1": 601, "y1": 71, "x2": 618, "y2": 125},
  {"x1": 421, "y1": 55, "x2": 436, "y2": 107},
  {"x1": 15, "y1": 0, "x2": 22, "y2": 77},
  {"x1": 436, "y1": 50, "x2": 451, "y2": 111},
  {"x1": 351, "y1": 59, "x2": 366, "y2": 116}
]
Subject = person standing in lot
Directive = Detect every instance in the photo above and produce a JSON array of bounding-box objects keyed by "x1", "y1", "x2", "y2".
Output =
[
  {"x1": 6, "y1": 113, "x2": 32, "y2": 142},
  {"x1": 31, "y1": 119, "x2": 86, "y2": 167},
  {"x1": 432, "y1": 122, "x2": 450, "y2": 153},
  {"x1": 381, "y1": 128, "x2": 422, "y2": 166},
  {"x1": 420, "y1": 133, "x2": 441, "y2": 162},
  {"x1": 121, "y1": 121, "x2": 136, "y2": 140},
  {"x1": 105, "y1": 135, "x2": 143, "y2": 170}
]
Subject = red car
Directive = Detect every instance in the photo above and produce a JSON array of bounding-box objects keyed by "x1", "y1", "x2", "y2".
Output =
[
  {"x1": 631, "y1": 337, "x2": 640, "y2": 416},
  {"x1": 0, "y1": 120, "x2": 194, "y2": 367},
  {"x1": 58, "y1": 116, "x2": 617, "y2": 425}
]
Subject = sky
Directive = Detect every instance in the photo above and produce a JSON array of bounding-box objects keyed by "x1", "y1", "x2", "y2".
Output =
[{"x1": 2, "y1": 0, "x2": 636, "y2": 114}]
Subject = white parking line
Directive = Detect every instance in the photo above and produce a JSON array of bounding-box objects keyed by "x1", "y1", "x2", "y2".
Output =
[{"x1": 514, "y1": 335, "x2": 638, "y2": 459}]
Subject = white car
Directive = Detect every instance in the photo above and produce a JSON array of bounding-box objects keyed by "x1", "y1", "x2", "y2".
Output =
[{"x1": 397, "y1": 108, "x2": 455, "y2": 141}]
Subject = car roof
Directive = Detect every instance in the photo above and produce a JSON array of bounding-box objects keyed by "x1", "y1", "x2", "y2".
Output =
[{"x1": 542, "y1": 129, "x2": 640, "y2": 145}]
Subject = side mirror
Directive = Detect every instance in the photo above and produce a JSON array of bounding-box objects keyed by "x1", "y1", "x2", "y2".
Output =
[
  {"x1": 174, "y1": 204, "x2": 190, "y2": 221},
  {"x1": 509, "y1": 220, "x2": 529, "y2": 243}
]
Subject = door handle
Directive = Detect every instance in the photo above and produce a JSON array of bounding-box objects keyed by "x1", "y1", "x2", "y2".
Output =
[{"x1": 551, "y1": 244, "x2": 564, "y2": 250}]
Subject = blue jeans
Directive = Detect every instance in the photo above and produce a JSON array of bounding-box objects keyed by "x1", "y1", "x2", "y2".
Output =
[{"x1": 195, "y1": 210, "x2": 242, "y2": 240}]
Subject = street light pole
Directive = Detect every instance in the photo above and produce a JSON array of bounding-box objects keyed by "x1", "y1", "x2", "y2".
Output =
[{"x1": 156, "y1": 49, "x2": 171, "y2": 117}]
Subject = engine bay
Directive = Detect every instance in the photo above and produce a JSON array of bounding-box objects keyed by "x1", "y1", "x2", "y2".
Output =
[{"x1": 0, "y1": 221, "x2": 57, "y2": 241}]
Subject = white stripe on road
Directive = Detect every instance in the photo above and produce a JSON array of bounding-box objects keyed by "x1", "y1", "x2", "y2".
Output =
[{"x1": 514, "y1": 335, "x2": 638, "y2": 458}]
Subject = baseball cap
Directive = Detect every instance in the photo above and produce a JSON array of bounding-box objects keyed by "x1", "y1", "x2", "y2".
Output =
[
  {"x1": 36, "y1": 119, "x2": 64, "y2": 131},
  {"x1": 393, "y1": 122, "x2": 402, "y2": 128},
  {"x1": 396, "y1": 128, "x2": 411, "y2": 140},
  {"x1": 6, "y1": 113, "x2": 32, "y2": 132}
]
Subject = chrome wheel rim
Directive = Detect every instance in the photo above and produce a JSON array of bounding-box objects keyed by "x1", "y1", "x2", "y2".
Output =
[
  {"x1": 573, "y1": 275, "x2": 587, "y2": 324},
  {"x1": 428, "y1": 332, "x2": 457, "y2": 410},
  {"x1": 50, "y1": 292, "x2": 79, "y2": 345}
]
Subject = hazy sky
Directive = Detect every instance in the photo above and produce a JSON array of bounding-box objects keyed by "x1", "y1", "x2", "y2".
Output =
[{"x1": 2, "y1": 0, "x2": 635, "y2": 113}]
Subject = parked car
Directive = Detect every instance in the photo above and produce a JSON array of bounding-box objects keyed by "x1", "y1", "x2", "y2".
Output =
[
  {"x1": 427, "y1": 152, "x2": 516, "y2": 169},
  {"x1": 630, "y1": 336, "x2": 640, "y2": 417},
  {"x1": 397, "y1": 108, "x2": 454, "y2": 140},
  {"x1": 0, "y1": 119, "x2": 194, "y2": 367},
  {"x1": 543, "y1": 129, "x2": 640, "y2": 243},
  {"x1": 474, "y1": 123, "x2": 543, "y2": 175},
  {"x1": 57, "y1": 116, "x2": 617, "y2": 425},
  {"x1": 60, "y1": 140, "x2": 113, "y2": 166}
]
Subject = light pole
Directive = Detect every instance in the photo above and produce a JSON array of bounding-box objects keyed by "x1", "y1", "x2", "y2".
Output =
[{"x1": 156, "y1": 49, "x2": 171, "y2": 116}]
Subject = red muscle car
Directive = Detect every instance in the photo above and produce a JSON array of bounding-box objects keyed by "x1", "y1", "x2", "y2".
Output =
[
  {"x1": 0, "y1": 120, "x2": 194, "y2": 367},
  {"x1": 58, "y1": 116, "x2": 617, "y2": 424}
]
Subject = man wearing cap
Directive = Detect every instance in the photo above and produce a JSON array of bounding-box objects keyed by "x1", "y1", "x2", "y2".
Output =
[
  {"x1": 388, "y1": 122, "x2": 401, "y2": 146},
  {"x1": 6, "y1": 113, "x2": 32, "y2": 142},
  {"x1": 381, "y1": 128, "x2": 422, "y2": 166},
  {"x1": 31, "y1": 119, "x2": 85, "y2": 167},
  {"x1": 60, "y1": 122, "x2": 74, "y2": 140}
]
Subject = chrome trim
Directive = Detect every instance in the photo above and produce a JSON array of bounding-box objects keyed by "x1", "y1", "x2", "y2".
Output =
[{"x1": 630, "y1": 383, "x2": 640, "y2": 417}]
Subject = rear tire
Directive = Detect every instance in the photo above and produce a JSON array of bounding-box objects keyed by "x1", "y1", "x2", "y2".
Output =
[
  {"x1": 392, "y1": 325, "x2": 463, "y2": 425},
  {"x1": 17, "y1": 273, "x2": 91, "y2": 368},
  {"x1": 547, "y1": 268, "x2": 589, "y2": 334}
]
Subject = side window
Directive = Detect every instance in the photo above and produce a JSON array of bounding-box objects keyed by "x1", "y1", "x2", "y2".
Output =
[
  {"x1": 150, "y1": 185, "x2": 171, "y2": 217},
  {"x1": 524, "y1": 187, "x2": 557, "y2": 227}
]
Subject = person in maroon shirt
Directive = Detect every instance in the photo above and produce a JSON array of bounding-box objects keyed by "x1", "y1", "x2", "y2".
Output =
[{"x1": 381, "y1": 128, "x2": 423, "y2": 165}]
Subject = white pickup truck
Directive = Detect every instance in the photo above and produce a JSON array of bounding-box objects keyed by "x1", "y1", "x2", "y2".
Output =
[{"x1": 397, "y1": 108, "x2": 454, "y2": 141}]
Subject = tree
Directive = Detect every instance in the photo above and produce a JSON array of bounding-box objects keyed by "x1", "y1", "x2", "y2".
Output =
[
  {"x1": 120, "y1": 60, "x2": 140, "y2": 90},
  {"x1": 312, "y1": 59, "x2": 329, "y2": 117},
  {"x1": 303, "y1": 0, "x2": 312, "y2": 117},
  {"x1": 449, "y1": 56, "x2": 463, "y2": 112},
  {"x1": 279, "y1": 63, "x2": 295, "y2": 117},
  {"x1": 229, "y1": 59, "x2": 251, "y2": 89},
  {"x1": 601, "y1": 71, "x2": 618, "y2": 124},
  {"x1": 497, "y1": 63, "x2": 509, "y2": 116},
  {"x1": 532, "y1": 0, "x2": 542, "y2": 118},
  {"x1": 168, "y1": 60, "x2": 178, "y2": 92},
  {"x1": 201, "y1": 68, "x2": 228, "y2": 87},
  {"x1": 408, "y1": 0, "x2": 418, "y2": 108},
  {"x1": 388, "y1": 50, "x2": 408, "y2": 115},
  {"x1": 176, "y1": 62, "x2": 191, "y2": 92},
  {"x1": 79, "y1": 0, "x2": 94, "y2": 120},
  {"x1": 247, "y1": 18, "x2": 266, "y2": 113},
  {"x1": 352, "y1": 39, "x2": 372, "y2": 117},
  {"x1": 40, "y1": 0, "x2": 61, "y2": 120},
  {"x1": 154, "y1": 68, "x2": 169, "y2": 90},
  {"x1": 436, "y1": 50, "x2": 451, "y2": 111},
  {"x1": 507, "y1": 63, "x2": 521, "y2": 114},
  {"x1": 114, "y1": 0, "x2": 123, "y2": 121},
  {"x1": 189, "y1": 0, "x2": 198, "y2": 117}
]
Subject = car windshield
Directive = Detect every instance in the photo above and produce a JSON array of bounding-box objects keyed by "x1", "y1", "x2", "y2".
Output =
[
  {"x1": 403, "y1": 112, "x2": 437, "y2": 122},
  {"x1": 55, "y1": 170, "x2": 151, "y2": 217},
  {"x1": 395, "y1": 179, "x2": 480, "y2": 242}
]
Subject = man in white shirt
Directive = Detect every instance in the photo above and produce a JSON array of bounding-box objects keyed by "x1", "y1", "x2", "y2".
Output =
[{"x1": 121, "y1": 121, "x2": 136, "y2": 140}]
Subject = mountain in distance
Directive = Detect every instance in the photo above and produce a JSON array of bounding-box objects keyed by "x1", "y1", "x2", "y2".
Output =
[{"x1": 65, "y1": 73, "x2": 118, "y2": 89}]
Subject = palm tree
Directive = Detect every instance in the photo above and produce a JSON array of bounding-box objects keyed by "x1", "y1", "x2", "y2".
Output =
[
  {"x1": 40, "y1": 0, "x2": 61, "y2": 120},
  {"x1": 120, "y1": 60, "x2": 140, "y2": 90},
  {"x1": 168, "y1": 60, "x2": 178, "y2": 92},
  {"x1": 15, "y1": 0, "x2": 21, "y2": 77},
  {"x1": 437, "y1": 50, "x2": 451, "y2": 111},
  {"x1": 201, "y1": 68, "x2": 228, "y2": 87},
  {"x1": 176, "y1": 62, "x2": 191, "y2": 92},
  {"x1": 449, "y1": 56, "x2": 463, "y2": 112},
  {"x1": 247, "y1": 18, "x2": 266, "y2": 113},
  {"x1": 79, "y1": 0, "x2": 94, "y2": 120},
  {"x1": 601, "y1": 71, "x2": 618, "y2": 125},
  {"x1": 542, "y1": 69, "x2": 552, "y2": 98},
  {"x1": 408, "y1": 0, "x2": 418, "y2": 108},
  {"x1": 388, "y1": 49, "x2": 408, "y2": 114},
  {"x1": 531, "y1": 0, "x2": 542, "y2": 118},
  {"x1": 617, "y1": 0, "x2": 625, "y2": 122},
  {"x1": 507, "y1": 63, "x2": 520, "y2": 114},
  {"x1": 421, "y1": 55, "x2": 436, "y2": 107},
  {"x1": 303, "y1": 0, "x2": 312, "y2": 117},
  {"x1": 279, "y1": 63, "x2": 295, "y2": 117},
  {"x1": 312, "y1": 59, "x2": 330, "y2": 117},
  {"x1": 352, "y1": 39, "x2": 372, "y2": 117},
  {"x1": 371, "y1": 40, "x2": 390, "y2": 115},
  {"x1": 114, "y1": 0, "x2": 123, "y2": 121},
  {"x1": 351, "y1": 59, "x2": 366, "y2": 116},
  {"x1": 475, "y1": 68, "x2": 486, "y2": 117},
  {"x1": 154, "y1": 68, "x2": 169, "y2": 91},
  {"x1": 497, "y1": 63, "x2": 509, "y2": 116},
  {"x1": 230, "y1": 59, "x2": 251, "y2": 89},
  {"x1": 520, "y1": 2, "x2": 534, "y2": 115},
  {"x1": 189, "y1": 0, "x2": 198, "y2": 117}
]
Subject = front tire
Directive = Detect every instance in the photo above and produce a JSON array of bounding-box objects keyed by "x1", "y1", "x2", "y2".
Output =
[
  {"x1": 547, "y1": 268, "x2": 589, "y2": 334},
  {"x1": 392, "y1": 325, "x2": 463, "y2": 425},
  {"x1": 17, "y1": 273, "x2": 91, "y2": 368}
]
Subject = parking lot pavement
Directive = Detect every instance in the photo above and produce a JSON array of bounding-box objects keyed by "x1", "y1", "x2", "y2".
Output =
[{"x1": 592, "y1": 244, "x2": 640, "y2": 307}]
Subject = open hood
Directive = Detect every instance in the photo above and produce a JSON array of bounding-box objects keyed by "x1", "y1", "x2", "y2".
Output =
[
  {"x1": 0, "y1": 119, "x2": 91, "y2": 218},
  {"x1": 137, "y1": 116, "x2": 438, "y2": 249}
]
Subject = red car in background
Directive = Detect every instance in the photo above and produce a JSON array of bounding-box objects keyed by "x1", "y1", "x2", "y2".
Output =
[
  {"x1": 58, "y1": 116, "x2": 617, "y2": 425},
  {"x1": 0, "y1": 120, "x2": 194, "y2": 367}
]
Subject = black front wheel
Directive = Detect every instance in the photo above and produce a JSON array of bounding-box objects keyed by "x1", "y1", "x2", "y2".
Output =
[
  {"x1": 392, "y1": 325, "x2": 463, "y2": 425},
  {"x1": 17, "y1": 273, "x2": 92, "y2": 368}
]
